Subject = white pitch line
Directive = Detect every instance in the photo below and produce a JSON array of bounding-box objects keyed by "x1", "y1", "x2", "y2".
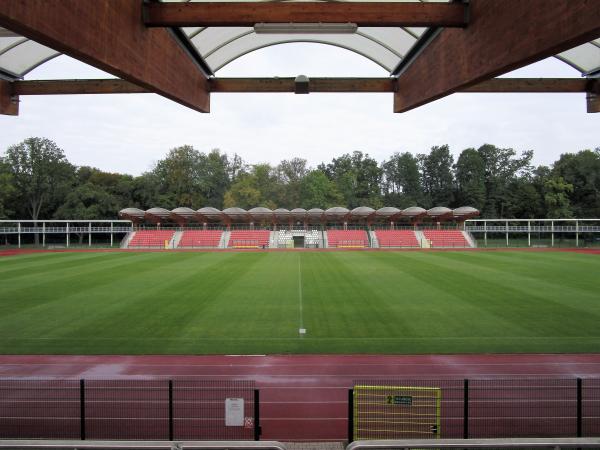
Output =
[{"x1": 298, "y1": 255, "x2": 304, "y2": 336}]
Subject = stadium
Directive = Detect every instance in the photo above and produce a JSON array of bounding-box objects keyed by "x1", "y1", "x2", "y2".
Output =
[{"x1": 1, "y1": 1, "x2": 600, "y2": 450}]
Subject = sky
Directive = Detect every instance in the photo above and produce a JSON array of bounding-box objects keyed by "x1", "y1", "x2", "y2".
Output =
[{"x1": 0, "y1": 43, "x2": 598, "y2": 176}]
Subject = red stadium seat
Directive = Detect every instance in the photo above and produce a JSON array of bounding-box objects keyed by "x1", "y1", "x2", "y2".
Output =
[
  {"x1": 375, "y1": 230, "x2": 419, "y2": 247},
  {"x1": 422, "y1": 230, "x2": 470, "y2": 248},
  {"x1": 128, "y1": 230, "x2": 175, "y2": 248},
  {"x1": 178, "y1": 230, "x2": 223, "y2": 248},
  {"x1": 326, "y1": 230, "x2": 368, "y2": 248},
  {"x1": 228, "y1": 230, "x2": 270, "y2": 248}
]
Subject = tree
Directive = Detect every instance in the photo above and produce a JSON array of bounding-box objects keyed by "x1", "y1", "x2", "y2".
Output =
[
  {"x1": 454, "y1": 148, "x2": 486, "y2": 210},
  {"x1": 382, "y1": 152, "x2": 422, "y2": 207},
  {"x1": 299, "y1": 170, "x2": 343, "y2": 209},
  {"x1": 276, "y1": 158, "x2": 308, "y2": 208},
  {"x1": 4, "y1": 138, "x2": 75, "y2": 243},
  {"x1": 223, "y1": 164, "x2": 278, "y2": 209},
  {"x1": 552, "y1": 149, "x2": 600, "y2": 218},
  {"x1": 418, "y1": 145, "x2": 454, "y2": 208},
  {"x1": 544, "y1": 176, "x2": 574, "y2": 218},
  {"x1": 476, "y1": 144, "x2": 534, "y2": 217},
  {"x1": 151, "y1": 145, "x2": 206, "y2": 209},
  {"x1": 319, "y1": 151, "x2": 383, "y2": 208},
  {"x1": 0, "y1": 159, "x2": 15, "y2": 219}
]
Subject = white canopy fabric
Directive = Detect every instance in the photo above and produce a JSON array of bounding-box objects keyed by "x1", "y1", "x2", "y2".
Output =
[{"x1": 1, "y1": 0, "x2": 599, "y2": 80}]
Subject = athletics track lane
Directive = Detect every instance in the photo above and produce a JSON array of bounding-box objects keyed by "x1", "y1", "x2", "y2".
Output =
[{"x1": 1, "y1": 354, "x2": 600, "y2": 441}]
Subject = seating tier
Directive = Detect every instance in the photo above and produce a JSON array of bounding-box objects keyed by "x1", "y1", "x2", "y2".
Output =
[
  {"x1": 129, "y1": 230, "x2": 174, "y2": 248},
  {"x1": 327, "y1": 230, "x2": 368, "y2": 248},
  {"x1": 423, "y1": 230, "x2": 469, "y2": 248},
  {"x1": 179, "y1": 230, "x2": 222, "y2": 248},
  {"x1": 375, "y1": 230, "x2": 419, "y2": 247},
  {"x1": 228, "y1": 230, "x2": 270, "y2": 248}
]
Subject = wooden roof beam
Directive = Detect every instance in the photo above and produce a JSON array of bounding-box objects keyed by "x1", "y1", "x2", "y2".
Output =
[
  {"x1": 394, "y1": 0, "x2": 600, "y2": 112},
  {"x1": 0, "y1": 0, "x2": 210, "y2": 112},
  {"x1": 0, "y1": 79, "x2": 18, "y2": 115},
  {"x1": 11, "y1": 77, "x2": 595, "y2": 95},
  {"x1": 143, "y1": 2, "x2": 469, "y2": 28}
]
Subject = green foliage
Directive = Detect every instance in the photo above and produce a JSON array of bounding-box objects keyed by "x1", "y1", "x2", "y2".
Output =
[
  {"x1": 1, "y1": 137, "x2": 598, "y2": 220},
  {"x1": 544, "y1": 176, "x2": 574, "y2": 218},
  {"x1": 3, "y1": 137, "x2": 75, "y2": 221},
  {"x1": 299, "y1": 170, "x2": 343, "y2": 209},
  {"x1": 382, "y1": 152, "x2": 423, "y2": 207},
  {"x1": 418, "y1": 145, "x2": 454, "y2": 208}
]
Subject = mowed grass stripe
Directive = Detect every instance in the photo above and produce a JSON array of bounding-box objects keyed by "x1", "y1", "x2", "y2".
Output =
[{"x1": 0, "y1": 251, "x2": 599, "y2": 354}]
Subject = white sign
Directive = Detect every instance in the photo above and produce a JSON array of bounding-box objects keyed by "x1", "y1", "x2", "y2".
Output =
[{"x1": 225, "y1": 398, "x2": 244, "y2": 426}]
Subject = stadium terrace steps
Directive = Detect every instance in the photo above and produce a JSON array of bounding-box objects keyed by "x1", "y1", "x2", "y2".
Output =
[
  {"x1": 423, "y1": 229, "x2": 472, "y2": 248},
  {"x1": 120, "y1": 231, "x2": 136, "y2": 249},
  {"x1": 128, "y1": 230, "x2": 175, "y2": 248},
  {"x1": 375, "y1": 230, "x2": 419, "y2": 248},
  {"x1": 178, "y1": 230, "x2": 223, "y2": 248},
  {"x1": 326, "y1": 229, "x2": 368, "y2": 248},
  {"x1": 228, "y1": 230, "x2": 270, "y2": 248}
]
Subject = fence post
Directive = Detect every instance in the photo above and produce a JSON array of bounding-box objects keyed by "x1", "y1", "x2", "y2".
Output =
[
  {"x1": 348, "y1": 389, "x2": 354, "y2": 443},
  {"x1": 254, "y1": 389, "x2": 261, "y2": 441},
  {"x1": 463, "y1": 379, "x2": 469, "y2": 439},
  {"x1": 169, "y1": 380, "x2": 174, "y2": 441},
  {"x1": 80, "y1": 379, "x2": 86, "y2": 440},
  {"x1": 577, "y1": 378, "x2": 582, "y2": 437}
]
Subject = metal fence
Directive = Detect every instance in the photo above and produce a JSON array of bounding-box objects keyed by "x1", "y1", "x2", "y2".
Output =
[
  {"x1": 0, "y1": 380, "x2": 259, "y2": 441},
  {"x1": 349, "y1": 378, "x2": 600, "y2": 442}
]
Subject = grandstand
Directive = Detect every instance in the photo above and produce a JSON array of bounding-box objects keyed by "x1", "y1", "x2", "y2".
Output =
[
  {"x1": 228, "y1": 230, "x2": 270, "y2": 248},
  {"x1": 127, "y1": 230, "x2": 174, "y2": 248},
  {"x1": 422, "y1": 230, "x2": 471, "y2": 248}
]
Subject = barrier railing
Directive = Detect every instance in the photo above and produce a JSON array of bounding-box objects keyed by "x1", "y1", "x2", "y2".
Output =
[
  {"x1": 346, "y1": 438, "x2": 600, "y2": 450},
  {"x1": 0, "y1": 441, "x2": 286, "y2": 450}
]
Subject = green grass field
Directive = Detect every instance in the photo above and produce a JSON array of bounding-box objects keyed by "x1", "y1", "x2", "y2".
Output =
[{"x1": 1, "y1": 250, "x2": 599, "y2": 354}]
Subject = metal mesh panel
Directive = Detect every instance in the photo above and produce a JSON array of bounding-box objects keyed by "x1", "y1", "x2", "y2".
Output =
[
  {"x1": 0, "y1": 379, "x2": 80, "y2": 439},
  {"x1": 353, "y1": 379, "x2": 464, "y2": 440},
  {"x1": 173, "y1": 380, "x2": 255, "y2": 440},
  {"x1": 583, "y1": 378, "x2": 600, "y2": 437},
  {"x1": 85, "y1": 380, "x2": 169, "y2": 440},
  {"x1": 469, "y1": 379, "x2": 577, "y2": 438}
]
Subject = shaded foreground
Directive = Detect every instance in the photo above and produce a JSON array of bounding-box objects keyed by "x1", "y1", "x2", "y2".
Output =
[{"x1": 0, "y1": 251, "x2": 599, "y2": 354}]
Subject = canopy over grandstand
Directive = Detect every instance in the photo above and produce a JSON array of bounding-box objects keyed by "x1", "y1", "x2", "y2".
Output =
[
  {"x1": 0, "y1": 1, "x2": 599, "y2": 115},
  {"x1": 119, "y1": 206, "x2": 479, "y2": 225}
]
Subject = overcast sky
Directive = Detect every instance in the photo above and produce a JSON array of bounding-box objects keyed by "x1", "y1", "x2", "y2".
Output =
[{"x1": 0, "y1": 43, "x2": 597, "y2": 175}]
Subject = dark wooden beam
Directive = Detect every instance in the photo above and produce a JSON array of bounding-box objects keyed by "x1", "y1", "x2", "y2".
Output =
[
  {"x1": 463, "y1": 78, "x2": 590, "y2": 93},
  {"x1": 0, "y1": 0, "x2": 210, "y2": 112},
  {"x1": 10, "y1": 77, "x2": 595, "y2": 95},
  {"x1": 144, "y1": 2, "x2": 468, "y2": 27},
  {"x1": 12, "y1": 79, "x2": 148, "y2": 96},
  {"x1": 0, "y1": 79, "x2": 18, "y2": 115},
  {"x1": 210, "y1": 78, "x2": 397, "y2": 93},
  {"x1": 394, "y1": 0, "x2": 600, "y2": 112}
]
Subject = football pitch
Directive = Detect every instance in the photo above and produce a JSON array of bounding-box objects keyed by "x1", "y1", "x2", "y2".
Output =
[{"x1": 1, "y1": 250, "x2": 599, "y2": 355}]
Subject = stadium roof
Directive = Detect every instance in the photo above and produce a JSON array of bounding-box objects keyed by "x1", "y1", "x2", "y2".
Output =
[
  {"x1": 119, "y1": 206, "x2": 479, "y2": 223},
  {"x1": 0, "y1": 1, "x2": 599, "y2": 115},
  {"x1": 1, "y1": 2, "x2": 599, "y2": 79}
]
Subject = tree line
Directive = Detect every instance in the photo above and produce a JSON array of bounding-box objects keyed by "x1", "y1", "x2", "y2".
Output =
[{"x1": 1, "y1": 137, "x2": 599, "y2": 222}]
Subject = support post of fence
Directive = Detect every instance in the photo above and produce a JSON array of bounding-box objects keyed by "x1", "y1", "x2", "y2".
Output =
[
  {"x1": 169, "y1": 380, "x2": 174, "y2": 441},
  {"x1": 80, "y1": 379, "x2": 86, "y2": 440},
  {"x1": 348, "y1": 389, "x2": 354, "y2": 443},
  {"x1": 254, "y1": 389, "x2": 261, "y2": 441},
  {"x1": 463, "y1": 379, "x2": 469, "y2": 439},
  {"x1": 577, "y1": 377, "x2": 582, "y2": 437}
]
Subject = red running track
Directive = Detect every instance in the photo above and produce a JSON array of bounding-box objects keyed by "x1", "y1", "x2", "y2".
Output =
[{"x1": 1, "y1": 354, "x2": 600, "y2": 441}]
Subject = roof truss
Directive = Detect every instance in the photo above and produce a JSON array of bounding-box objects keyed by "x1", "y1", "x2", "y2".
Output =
[
  {"x1": 143, "y1": 2, "x2": 469, "y2": 28},
  {"x1": 0, "y1": 0, "x2": 210, "y2": 112},
  {"x1": 394, "y1": 0, "x2": 600, "y2": 112}
]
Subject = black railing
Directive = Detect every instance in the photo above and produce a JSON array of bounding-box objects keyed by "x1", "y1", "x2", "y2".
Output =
[
  {"x1": 348, "y1": 378, "x2": 600, "y2": 442},
  {"x1": 0, "y1": 380, "x2": 259, "y2": 441}
]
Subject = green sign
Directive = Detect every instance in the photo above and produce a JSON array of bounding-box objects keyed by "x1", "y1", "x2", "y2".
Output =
[{"x1": 386, "y1": 395, "x2": 412, "y2": 406}]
